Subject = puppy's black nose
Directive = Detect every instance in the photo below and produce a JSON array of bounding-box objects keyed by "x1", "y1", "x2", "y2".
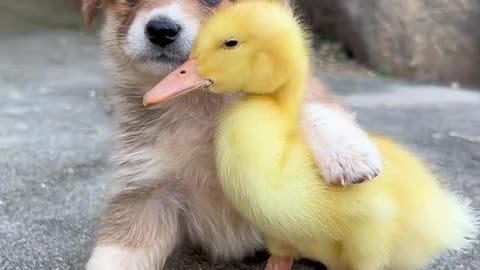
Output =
[{"x1": 145, "y1": 18, "x2": 181, "y2": 47}]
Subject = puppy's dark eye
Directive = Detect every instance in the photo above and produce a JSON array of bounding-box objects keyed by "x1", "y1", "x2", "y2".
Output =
[
  {"x1": 126, "y1": 0, "x2": 138, "y2": 6},
  {"x1": 203, "y1": 0, "x2": 222, "y2": 7},
  {"x1": 224, "y1": 39, "x2": 239, "y2": 49}
]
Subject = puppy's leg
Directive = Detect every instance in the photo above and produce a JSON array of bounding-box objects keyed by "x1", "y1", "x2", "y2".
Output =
[
  {"x1": 302, "y1": 103, "x2": 383, "y2": 186},
  {"x1": 86, "y1": 183, "x2": 182, "y2": 270},
  {"x1": 184, "y1": 191, "x2": 264, "y2": 262}
]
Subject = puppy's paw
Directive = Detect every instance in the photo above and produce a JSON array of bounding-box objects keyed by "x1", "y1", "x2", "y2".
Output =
[
  {"x1": 302, "y1": 104, "x2": 383, "y2": 186},
  {"x1": 86, "y1": 245, "x2": 162, "y2": 270},
  {"x1": 318, "y1": 137, "x2": 383, "y2": 186}
]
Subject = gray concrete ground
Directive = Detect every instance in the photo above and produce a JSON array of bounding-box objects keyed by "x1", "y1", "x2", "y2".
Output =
[{"x1": 0, "y1": 2, "x2": 479, "y2": 270}]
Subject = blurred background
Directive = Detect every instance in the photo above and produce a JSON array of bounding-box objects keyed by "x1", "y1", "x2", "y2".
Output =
[
  {"x1": 302, "y1": 0, "x2": 480, "y2": 87},
  {"x1": 3, "y1": 0, "x2": 479, "y2": 86},
  {"x1": 0, "y1": 1, "x2": 479, "y2": 270}
]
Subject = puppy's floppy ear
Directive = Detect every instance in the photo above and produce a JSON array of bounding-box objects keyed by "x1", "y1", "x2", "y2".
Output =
[{"x1": 82, "y1": 0, "x2": 102, "y2": 26}]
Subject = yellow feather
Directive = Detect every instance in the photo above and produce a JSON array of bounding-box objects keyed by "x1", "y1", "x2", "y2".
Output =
[{"x1": 188, "y1": 1, "x2": 479, "y2": 269}]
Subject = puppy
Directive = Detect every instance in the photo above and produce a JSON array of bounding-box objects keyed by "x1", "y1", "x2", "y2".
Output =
[{"x1": 82, "y1": 0, "x2": 383, "y2": 269}]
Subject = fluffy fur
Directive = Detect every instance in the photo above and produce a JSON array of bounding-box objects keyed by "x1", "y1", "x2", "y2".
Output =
[{"x1": 83, "y1": 0, "x2": 385, "y2": 269}]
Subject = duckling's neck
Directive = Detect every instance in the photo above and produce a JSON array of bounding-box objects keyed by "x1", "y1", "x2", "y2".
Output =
[{"x1": 271, "y1": 71, "x2": 308, "y2": 127}]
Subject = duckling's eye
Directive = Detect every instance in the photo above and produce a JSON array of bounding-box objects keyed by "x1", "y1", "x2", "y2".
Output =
[{"x1": 224, "y1": 39, "x2": 239, "y2": 49}]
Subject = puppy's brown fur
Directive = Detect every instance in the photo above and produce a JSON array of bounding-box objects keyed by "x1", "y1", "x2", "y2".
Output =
[{"x1": 83, "y1": 1, "x2": 383, "y2": 269}]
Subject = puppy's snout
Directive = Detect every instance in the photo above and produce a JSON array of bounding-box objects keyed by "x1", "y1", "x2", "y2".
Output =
[{"x1": 145, "y1": 17, "x2": 182, "y2": 47}]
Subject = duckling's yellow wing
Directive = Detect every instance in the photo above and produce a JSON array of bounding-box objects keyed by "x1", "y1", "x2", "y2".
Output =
[{"x1": 215, "y1": 97, "x2": 335, "y2": 240}]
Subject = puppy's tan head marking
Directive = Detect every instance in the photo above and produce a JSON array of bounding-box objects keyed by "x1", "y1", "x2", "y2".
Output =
[
  {"x1": 82, "y1": 0, "x2": 101, "y2": 26},
  {"x1": 86, "y1": 0, "x2": 240, "y2": 76},
  {"x1": 82, "y1": 0, "x2": 116, "y2": 26}
]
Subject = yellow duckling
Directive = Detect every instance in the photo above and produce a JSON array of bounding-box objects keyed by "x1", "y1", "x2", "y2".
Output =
[{"x1": 143, "y1": 1, "x2": 479, "y2": 269}]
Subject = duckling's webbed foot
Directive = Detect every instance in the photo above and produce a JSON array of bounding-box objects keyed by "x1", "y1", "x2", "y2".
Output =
[
  {"x1": 302, "y1": 104, "x2": 384, "y2": 186},
  {"x1": 264, "y1": 256, "x2": 294, "y2": 270}
]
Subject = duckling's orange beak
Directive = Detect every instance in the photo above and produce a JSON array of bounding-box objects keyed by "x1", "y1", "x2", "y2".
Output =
[{"x1": 143, "y1": 59, "x2": 213, "y2": 106}]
